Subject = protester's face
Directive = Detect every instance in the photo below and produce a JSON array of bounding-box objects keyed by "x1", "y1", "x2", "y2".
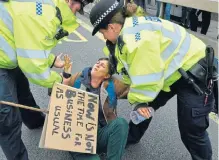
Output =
[
  {"x1": 99, "y1": 24, "x2": 118, "y2": 43},
  {"x1": 67, "y1": 0, "x2": 82, "y2": 14},
  {"x1": 91, "y1": 60, "x2": 110, "y2": 79}
]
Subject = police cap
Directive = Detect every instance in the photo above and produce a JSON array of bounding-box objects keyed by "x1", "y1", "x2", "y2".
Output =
[{"x1": 90, "y1": 0, "x2": 125, "y2": 36}]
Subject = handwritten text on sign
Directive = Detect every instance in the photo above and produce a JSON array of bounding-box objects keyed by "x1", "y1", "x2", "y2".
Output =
[{"x1": 45, "y1": 83, "x2": 99, "y2": 154}]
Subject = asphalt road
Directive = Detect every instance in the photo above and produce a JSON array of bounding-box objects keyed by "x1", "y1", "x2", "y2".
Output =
[{"x1": 0, "y1": 15, "x2": 218, "y2": 160}]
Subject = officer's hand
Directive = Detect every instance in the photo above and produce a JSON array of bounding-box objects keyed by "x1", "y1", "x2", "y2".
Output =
[
  {"x1": 54, "y1": 53, "x2": 65, "y2": 68},
  {"x1": 127, "y1": 2, "x2": 137, "y2": 14},
  {"x1": 137, "y1": 107, "x2": 151, "y2": 119}
]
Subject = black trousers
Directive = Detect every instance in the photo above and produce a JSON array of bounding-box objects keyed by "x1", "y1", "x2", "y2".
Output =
[
  {"x1": 128, "y1": 77, "x2": 214, "y2": 160},
  {"x1": 213, "y1": 81, "x2": 218, "y2": 113},
  {"x1": 0, "y1": 67, "x2": 45, "y2": 160},
  {"x1": 190, "y1": 9, "x2": 211, "y2": 35},
  {"x1": 201, "y1": 11, "x2": 211, "y2": 35},
  {"x1": 14, "y1": 67, "x2": 45, "y2": 129}
]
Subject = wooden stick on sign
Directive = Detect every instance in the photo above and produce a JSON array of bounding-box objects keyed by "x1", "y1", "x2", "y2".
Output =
[{"x1": 0, "y1": 101, "x2": 49, "y2": 114}]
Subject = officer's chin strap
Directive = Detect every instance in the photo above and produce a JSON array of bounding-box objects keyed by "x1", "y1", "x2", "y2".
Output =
[{"x1": 54, "y1": 7, "x2": 69, "y2": 40}]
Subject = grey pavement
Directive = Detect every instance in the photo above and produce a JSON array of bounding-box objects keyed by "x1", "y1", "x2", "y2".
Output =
[{"x1": 0, "y1": 18, "x2": 218, "y2": 160}]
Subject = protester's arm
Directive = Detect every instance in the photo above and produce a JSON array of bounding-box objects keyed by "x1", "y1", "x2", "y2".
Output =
[{"x1": 112, "y1": 77, "x2": 129, "y2": 99}]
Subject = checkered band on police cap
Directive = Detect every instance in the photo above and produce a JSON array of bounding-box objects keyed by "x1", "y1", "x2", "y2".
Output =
[{"x1": 93, "y1": 1, "x2": 119, "y2": 28}]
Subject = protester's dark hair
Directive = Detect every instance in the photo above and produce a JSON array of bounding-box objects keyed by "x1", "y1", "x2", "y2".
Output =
[
  {"x1": 98, "y1": 57, "x2": 114, "y2": 76},
  {"x1": 99, "y1": 2, "x2": 138, "y2": 30}
]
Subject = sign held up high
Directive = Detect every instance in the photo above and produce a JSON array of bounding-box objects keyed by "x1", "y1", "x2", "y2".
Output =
[{"x1": 39, "y1": 83, "x2": 99, "y2": 154}]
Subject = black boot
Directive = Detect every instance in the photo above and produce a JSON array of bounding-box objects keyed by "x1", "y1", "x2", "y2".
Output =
[{"x1": 19, "y1": 105, "x2": 45, "y2": 129}]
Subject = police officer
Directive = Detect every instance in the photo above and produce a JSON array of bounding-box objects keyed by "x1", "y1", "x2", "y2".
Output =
[
  {"x1": 89, "y1": 0, "x2": 216, "y2": 159},
  {"x1": 0, "y1": 0, "x2": 93, "y2": 159}
]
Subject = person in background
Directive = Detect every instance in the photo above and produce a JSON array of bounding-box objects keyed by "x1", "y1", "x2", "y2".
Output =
[
  {"x1": 164, "y1": 3, "x2": 171, "y2": 20},
  {"x1": 198, "y1": 10, "x2": 212, "y2": 35},
  {"x1": 156, "y1": 2, "x2": 171, "y2": 20},
  {"x1": 133, "y1": 0, "x2": 145, "y2": 10},
  {"x1": 128, "y1": 0, "x2": 146, "y2": 16},
  {"x1": 180, "y1": 7, "x2": 191, "y2": 29},
  {"x1": 156, "y1": 0, "x2": 161, "y2": 17},
  {"x1": 190, "y1": 9, "x2": 212, "y2": 35}
]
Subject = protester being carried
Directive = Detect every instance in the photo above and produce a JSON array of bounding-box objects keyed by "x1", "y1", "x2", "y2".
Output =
[{"x1": 67, "y1": 57, "x2": 129, "y2": 160}]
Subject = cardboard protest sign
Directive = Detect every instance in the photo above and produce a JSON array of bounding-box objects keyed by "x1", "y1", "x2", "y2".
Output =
[{"x1": 39, "y1": 83, "x2": 99, "y2": 154}]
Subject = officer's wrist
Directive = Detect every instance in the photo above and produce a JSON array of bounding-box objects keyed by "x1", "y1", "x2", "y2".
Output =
[{"x1": 133, "y1": 103, "x2": 149, "y2": 111}]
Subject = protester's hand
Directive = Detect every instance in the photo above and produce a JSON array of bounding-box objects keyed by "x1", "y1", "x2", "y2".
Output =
[
  {"x1": 60, "y1": 62, "x2": 72, "y2": 86},
  {"x1": 54, "y1": 53, "x2": 65, "y2": 68},
  {"x1": 137, "y1": 107, "x2": 151, "y2": 119},
  {"x1": 60, "y1": 73, "x2": 72, "y2": 86},
  {"x1": 64, "y1": 55, "x2": 72, "y2": 73}
]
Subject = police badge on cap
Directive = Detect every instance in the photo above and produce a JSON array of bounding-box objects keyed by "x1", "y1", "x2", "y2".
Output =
[{"x1": 90, "y1": 0, "x2": 125, "y2": 36}]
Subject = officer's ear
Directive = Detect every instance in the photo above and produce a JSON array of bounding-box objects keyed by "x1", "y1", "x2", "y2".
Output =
[{"x1": 107, "y1": 24, "x2": 116, "y2": 33}]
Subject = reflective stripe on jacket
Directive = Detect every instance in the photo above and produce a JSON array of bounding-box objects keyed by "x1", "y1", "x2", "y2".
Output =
[
  {"x1": 108, "y1": 16, "x2": 206, "y2": 104},
  {"x1": 0, "y1": 0, "x2": 79, "y2": 87}
]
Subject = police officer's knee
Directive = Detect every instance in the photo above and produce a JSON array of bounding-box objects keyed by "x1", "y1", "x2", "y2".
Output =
[
  {"x1": 180, "y1": 115, "x2": 209, "y2": 138},
  {"x1": 0, "y1": 107, "x2": 21, "y2": 135}
]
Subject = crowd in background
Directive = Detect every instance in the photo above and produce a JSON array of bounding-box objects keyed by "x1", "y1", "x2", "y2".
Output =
[{"x1": 133, "y1": 0, "x2": 212, "y2": 35}]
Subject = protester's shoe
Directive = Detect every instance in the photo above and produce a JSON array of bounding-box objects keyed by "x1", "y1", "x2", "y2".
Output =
[{"x1": 99, "y1": 153, "x2": 106, "y2": 160}]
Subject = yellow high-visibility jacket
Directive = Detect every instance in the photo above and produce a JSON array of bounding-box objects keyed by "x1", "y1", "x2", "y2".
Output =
[
  {"x1": 104, "y1": 16, "x2": 206, "y2": 105},
  {"x1": 0, "y1": 0, "x2": 79, "y2": 88}
]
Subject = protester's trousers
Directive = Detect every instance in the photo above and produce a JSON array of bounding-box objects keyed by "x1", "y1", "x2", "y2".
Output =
[
  {"x1": 0, "y1": 67, "x2": 45, "y2": 160},
  {"x1": 70, "y1": 118, "x2": 129, "y2": 160},
  {"x1": 128, "y1": 77, "x2": 213, "y2": 160}
]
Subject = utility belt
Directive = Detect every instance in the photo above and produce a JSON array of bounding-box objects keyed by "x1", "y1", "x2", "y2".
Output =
[{"x1": 178, "y1": 46, "x2": 218, "y2": 98}]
